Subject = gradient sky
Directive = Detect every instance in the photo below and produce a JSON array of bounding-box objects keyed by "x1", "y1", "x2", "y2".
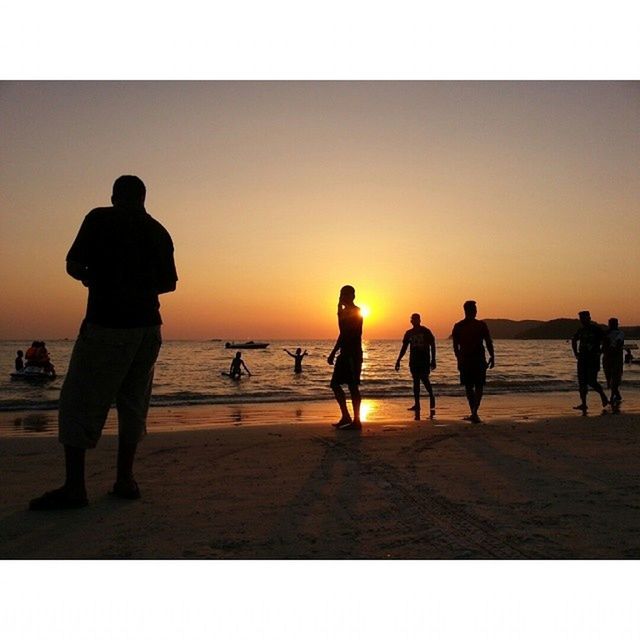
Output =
[{"x1": 1, "y1": 81, "x2": 638, "y2": 340}]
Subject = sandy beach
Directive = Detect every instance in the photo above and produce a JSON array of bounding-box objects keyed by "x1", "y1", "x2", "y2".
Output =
[{"x1": 2, "y1": 395, "x2": 639, "y2": 560}]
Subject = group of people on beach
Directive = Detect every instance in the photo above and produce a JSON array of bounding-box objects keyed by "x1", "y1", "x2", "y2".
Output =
[
  {"x1": 15, "y1": 341, "x2": 56, "y2": 374},
  {"x1": 327, "y1": 288, "x2": 628, "y2": 429},
  {"x1": 327, "y1": 289, "x2": 494, "y2": 429},
  {"x1": 26, "y1": 175, "x2": 629, "y2": 511}
]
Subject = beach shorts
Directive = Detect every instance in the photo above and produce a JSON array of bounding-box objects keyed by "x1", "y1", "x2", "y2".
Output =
[
  {"x1": 59, "y1": 323, "x2": 162, "y2": 449},
  {"x1": 602, "y1": 357, "x2": 622, "y2": 388},
  {"x1": 330, "y1": 351, "x2": 362, "y2": 387},
  {"x1": 409, "y1": 360, "x2": 430, "y2": 378},
  {"x1": 458, "y1": 360, "x2": 486, "y2": 387},
  {"x1": 577, "y1": 357, "x2": 600, "y2": 389}
]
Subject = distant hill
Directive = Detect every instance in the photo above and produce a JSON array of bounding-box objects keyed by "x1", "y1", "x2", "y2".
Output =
[
  {"x1": 484, "y1": 318, "x2": 640, "y2": 340},
  {"x1": 514, "y1": 318, "x2": 580, "y2": 340},
  {"x1": 482, "y1": 319, "x2": 543, "y2": 339}
]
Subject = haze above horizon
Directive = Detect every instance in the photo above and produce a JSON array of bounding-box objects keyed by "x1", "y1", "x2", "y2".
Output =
[{"x1": 1, "y1": 81, "x2": 638, "y2": 340}]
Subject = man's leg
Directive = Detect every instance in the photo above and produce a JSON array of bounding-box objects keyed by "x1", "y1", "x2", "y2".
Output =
[
  {"x1": 422, "y1": 374, "x2": 436, "y2": 416},
  {"x1": 464, "y1": 384, "x2": 476, "y2": 416},
  {"x1": 30, "y1": 325, "x2": 133, "y2": 510},
  {"x1": 348, "y1": 384, "x2": 362, "y2": 427},
  {"x1": 471, "y1": 383, "x2": 484, "y2": 422},
  {"x1": 113, "y1": 327, "x2": 161, "y2": 498},
  {"x1": 412, "y1": 375, "x2": 421, "y2": 419},
  {"x1": 589, "y1": 380, "x2": 609, "y2": 407},
  {"x1": 332, "y1": 384, "x2": 352, "y2": 426}
]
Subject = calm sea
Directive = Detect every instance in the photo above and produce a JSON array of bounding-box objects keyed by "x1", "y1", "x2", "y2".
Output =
[{"x1": 2, "y1": 339, "x2": 639, "y2": 412}]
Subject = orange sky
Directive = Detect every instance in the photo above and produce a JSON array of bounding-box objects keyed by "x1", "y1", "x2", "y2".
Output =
[{"x1": 1, "y1": 81, "x2": 638, "y2": 340}]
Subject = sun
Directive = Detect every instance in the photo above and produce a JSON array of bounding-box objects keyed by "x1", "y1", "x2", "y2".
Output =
[{"x1": 359, "y1": 304, "x2": 371, "y2": 319}]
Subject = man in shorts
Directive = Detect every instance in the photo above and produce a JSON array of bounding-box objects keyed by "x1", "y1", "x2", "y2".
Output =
[
  {"x1": 571, "y1": 310, "x2": 609, "y2": 416},
  {"x1": 451, "y1": 300, "x2": 494, "y2": 424},
  {"x1": 395, "y1": 313, "x2": 437, "y2": 420},
  {"x1": 328, "y1": 285, "x2": 363, "y2": 430},
  {"x1": 30, "y1": 175, "x2": 178, "y2": 510},
  {"x1": 602, "y1": 317, "x2": 624, "y2": 410}
]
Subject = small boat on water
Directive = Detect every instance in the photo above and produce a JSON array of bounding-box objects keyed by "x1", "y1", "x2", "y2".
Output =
[
  {"x1": 10, "y1": 366, "x2": 56, "y2": 381},
  {"x1": 224, "y1": 341, "x2": 269, "y2": 349}
]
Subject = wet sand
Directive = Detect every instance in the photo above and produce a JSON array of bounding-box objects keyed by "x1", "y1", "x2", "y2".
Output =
[{"x1": 1, "y1": 398, "x2": 639, "y2": 559}]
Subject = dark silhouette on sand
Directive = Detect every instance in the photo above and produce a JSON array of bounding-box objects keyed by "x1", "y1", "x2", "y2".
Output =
[
  {"x1": 571, "y1": 310, "x2": 609, "y2": 415},
  {"x1": 395, "y1": 313, "x2": 436, "y2": 420},
  {"x1": 284, "y1": 348, "x2": 308, "y2": 373},
  {"x1": 15, "y1": 350, "x2": 24, "y2": 372},
  {"x1": 29, "y1": 175, "x2": 178, "y2": 510},
  {"x1": 602, "y1": 317, "x2": 624, "y2": 410},
  {"x1": 451, "y1": 300, "x2": 495, "y2": 424},
  {"x1": 327, "y1": 285, "x2": 363, "y2": 430},
  {"x1": 229, "y1": 351, "x2": 251, "y2": 379}
]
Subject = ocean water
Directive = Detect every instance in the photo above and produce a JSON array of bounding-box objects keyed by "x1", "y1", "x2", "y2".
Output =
[{"x1": 2, "y1": 338, "x2": 639, "y2": 412}]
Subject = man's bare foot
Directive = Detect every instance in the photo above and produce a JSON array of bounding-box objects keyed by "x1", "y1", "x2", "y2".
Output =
[
  {"x1": 338, "y1": 420, "x2": 362, "y2": 431},
  {"x1": 333, "y1": 416, "x2": 352, "y2": 428}
]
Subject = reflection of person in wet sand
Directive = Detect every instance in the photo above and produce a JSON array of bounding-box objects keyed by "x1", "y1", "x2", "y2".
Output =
[
  {"x1": 327, "y1": 285, "x2": 363, "y2": 430},
  {"x1": 395, "y1": 313, "x2": 436, "y2": 420},
  {"x1": 451, "y1": 300, "x2": 494, "y2": 424},
  {"x1": 229, "y1": 351, "x2": 251, "y2": 380},
  {"x1": 283, "y1": 347, "x2": 308, "y2": 373},
  {"x1": 571, "y1": 310, "x2": 609, "y2": 415},
  {"x1": 601, "y1": 317, "x2": 624, "y2": 410}
]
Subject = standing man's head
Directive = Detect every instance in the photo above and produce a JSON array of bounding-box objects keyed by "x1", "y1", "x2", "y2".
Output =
[
  {"x1": 296, "y1": 348, "x2": 302, "y2": 355},
  {"x1": 235, "y1": 351, "x2": 242, "y2": 359},
  {"x1": 578, "y1": 310, "x2": 591, "y2": 326},
  {"x1": 17, "y1": 350, "x2": 23, "y2": 357},
  {"x1": 410, "y1": 313, "x2": 421, "y2": 328},
  {"x1": 463, "y1": 300, "x2": 477, "y2": 320},
  {"x1": 111, "y1": 175, "x2": 146, "y2": 209},
  {"x1": 608, "y1": 317, "x2": 619, "y2": 330},
  {"x1": 339, "y1": 285, "x2": 356, "y2": 306}
]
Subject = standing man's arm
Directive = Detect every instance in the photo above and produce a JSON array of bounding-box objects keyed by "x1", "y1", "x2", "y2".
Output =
[
  {"x1": 430, "y1": 332, "x2": 437, "y2": 370},
  {"x1": 328, "y1": 336, "x2": 341, "y2": 365},
  {"x1": 66, "y1": 214, "x2": 94, "y2": 286},
  {"x1": 485, "y1": 328, "x2": 495, "y2": 369},
  {"x1": 66, "y1": 259, "x2": 90, "y2": 284},
  {"x1": 395, "y1": 336, "x2": 409, "y2": 371},
  {"x1": 571, "y1": 332, "x2": 579, "y2": 359},
  {"x1": 156, "y1": 230, "x2": 178, "y2": 294},
  {"x1": 452, "y1": 326, "x2": 461, "y2": 364}
]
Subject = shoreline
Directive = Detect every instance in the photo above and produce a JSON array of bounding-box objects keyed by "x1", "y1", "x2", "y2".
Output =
[{"x1": 2, "y1": 389, "x2": 639, "y2": 439}]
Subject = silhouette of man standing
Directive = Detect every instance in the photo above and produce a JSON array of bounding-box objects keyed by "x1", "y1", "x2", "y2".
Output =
[
  {"x1": 30, "y1": 176, "x2": 177, "y2": 510},
  {"x1": 571, "y1": 310, "x2": 609, "y2": 415},
  {"x1": 328, "y1": 285, "x2": 363, "y2": 430},
  {"x1": 451, "y1": 300, "x2": 494, "y2": 424},
  {"x1": 395, "y1": 313, "x2": 437, "y2": 420},
  {"x1": 602, "y1": 317, "x2": 624, "y2": 410}
]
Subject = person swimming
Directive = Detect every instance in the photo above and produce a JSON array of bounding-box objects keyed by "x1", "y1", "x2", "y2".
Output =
[
  {"x1": 284, "y1": 347, "x2": 308, "y2": 373},
  {"x1": 229, "y1": 351, "x2": 251, "y2": 380}
]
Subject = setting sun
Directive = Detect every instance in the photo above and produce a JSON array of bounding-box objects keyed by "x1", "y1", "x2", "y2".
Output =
[{"x1": 359, "y1": 305, "x2": 371, "y2": 319}]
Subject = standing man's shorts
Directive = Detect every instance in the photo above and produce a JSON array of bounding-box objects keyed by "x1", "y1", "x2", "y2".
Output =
[
  {"x1": 602, "y1": 356, "x2": 623, "y2": 388},
  {"x1": 577, "y1": 357, "x2": 600, "y2": 388},
  {"x1": 409, "y1": 360, "x2": 430, "y2": 379},
  {"x1": 458, "y1": 360, "x2": 487, "y2": 386},
  {"x1": 330, "y1": 351, "x2": 363, "y2": 387},
  {"x1": 59, "y1": 323, "x2": 162, "y2": 449}
]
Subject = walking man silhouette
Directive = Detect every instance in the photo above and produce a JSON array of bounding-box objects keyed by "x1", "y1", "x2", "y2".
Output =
[
  {"x1": 572, "y1": 310, "x2": 609, "y2": 415},
  {"x1": 395, "y1": 313, "x2": 437, "y2": 420},
  {"x1": 451, "y1": 300, "x2": 494, "y2": 424}
]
